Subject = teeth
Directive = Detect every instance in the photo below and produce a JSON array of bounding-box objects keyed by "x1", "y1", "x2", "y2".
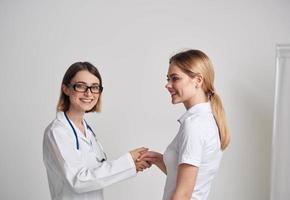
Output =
[{"x1": 80, "y1": 99, "x2": 93, "y2": 103}]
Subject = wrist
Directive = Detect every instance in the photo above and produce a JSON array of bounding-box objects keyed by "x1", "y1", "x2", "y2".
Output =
[
  {"x1": 129, "y1": 151, "x2": 136, "y2": 161},
  {"x1": 154, "y1": 154, "x2": 163, "y2": 165}
]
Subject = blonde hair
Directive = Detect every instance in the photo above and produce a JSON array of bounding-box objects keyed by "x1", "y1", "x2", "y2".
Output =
[
  {"x1": 170, "y1": 49, "x2": 230, "y2": 150},
  {"x1": 57, "y1": 62, "x2": 102, "y2": 113}
]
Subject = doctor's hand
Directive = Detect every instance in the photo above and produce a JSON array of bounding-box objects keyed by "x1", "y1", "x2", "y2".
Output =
[
  {"x1": 135, "y1": 160, "x2": 151, "y2": 172},
  {"x1": 129, "y1": 147, "x2": 148, "y2": 161},
  {"x1": 130, "y1": 147, "x2": 151, "y2": 172}
]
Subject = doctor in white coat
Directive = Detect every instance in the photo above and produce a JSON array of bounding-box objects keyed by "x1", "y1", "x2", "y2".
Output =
[{"x1": 43, "y1": 62, "x2": 150, "y2": 200}]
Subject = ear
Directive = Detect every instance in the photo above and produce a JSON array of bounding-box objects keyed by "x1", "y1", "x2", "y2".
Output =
[
  {"x1": 194, "y1": 74, "x2": 203, "y2": 88},
  {"x1": 62, "y1": 84, "x2": 70, "y2": 96}
]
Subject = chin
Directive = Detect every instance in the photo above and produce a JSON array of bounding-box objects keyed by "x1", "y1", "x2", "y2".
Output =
[
  {"x1": 171, "y1": 98, "x2": 181, "y2": 104},
  {"x1": 80, "y1": 105, "x2": 95, "y2": 112}
]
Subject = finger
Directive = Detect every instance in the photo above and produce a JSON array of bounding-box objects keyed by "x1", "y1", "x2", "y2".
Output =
[
  {"x1": 138, "y1": 168, "x2": 144, "y2": 172},
  {"x1": 142, "y1": 157, "x2": 157, "y2": 163},
  {"x1": 138, "y1": 152, "x2": 155, "y2": 160},
  {"x1": 143, "y1": 160, "x2": 152, "y2": 168},
  {"x1": 135, "y1": 147, "x2": 149, "y2": 153},
  {"x1": 136, "y1": 150, "x2": 152, "y2": 161},
  {"x1": 142, "y1": 161, "x2": 150, "y2": 168},
  {"x1": 137, "y1": 161, "x2": 148, "y2": 169}
]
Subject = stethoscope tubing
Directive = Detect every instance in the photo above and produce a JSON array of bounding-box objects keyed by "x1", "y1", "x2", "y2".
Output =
[
  {"x1": 64, "y1": 112, "x2": 106, "y2": 162},
  {"x1": 64, "y1": 112, "x2": 80, "y2": 150}
]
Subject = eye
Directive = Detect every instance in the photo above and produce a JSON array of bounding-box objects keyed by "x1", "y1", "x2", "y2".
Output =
[
  {"x1": 91, "y1": 85, "x2": 100, "y2": 90},
  {"x1": 166, "y1": 76, "x2": 180, "y2": 82},
  {"x1": 75, "y1": 84, "x2": 87, "y2": 90},
  {"x1": 91, "y1": 85, "x2": 99, "y2": 89},
  {"x1": 73, "y1": 84, "x2": 88, "y2": 92},
  {"x1": 172, "y1": 76, "x2": 180, "y2": 81}
]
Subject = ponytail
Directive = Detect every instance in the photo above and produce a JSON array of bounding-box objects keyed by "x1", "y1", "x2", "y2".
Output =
[
  {"x1": 210, "y1": 92, "x2": 230, "y2": 150},
  {"x1": 169, "y1": 49, "x2": 230, "y2": 150}
]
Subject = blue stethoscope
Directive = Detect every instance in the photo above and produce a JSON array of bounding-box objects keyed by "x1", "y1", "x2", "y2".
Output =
[{"x1": 64, "y1": 112, "x2": 107, "y2": 162}]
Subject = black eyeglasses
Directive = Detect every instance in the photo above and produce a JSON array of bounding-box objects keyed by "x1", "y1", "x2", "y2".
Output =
[{"x1": 68, "y1": 83, "x2": 103, "y2": 94}]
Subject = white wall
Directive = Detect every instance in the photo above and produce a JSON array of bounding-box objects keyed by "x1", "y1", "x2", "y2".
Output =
[{"x1": 0, "y1": 0, "x2": 289, "y2": 199}]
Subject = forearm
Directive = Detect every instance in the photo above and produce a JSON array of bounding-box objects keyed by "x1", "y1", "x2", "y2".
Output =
[
  {"x1": 155, "y1": 154, "x2": 167, "y2": 174},
  {"x1": 171, "y1": 192, "x2": 191, "y2": 200},
  {"x1": 139, "y1": 151, "x2": 167, "y2": 174},
  {"x1": 64, "y1": 153, "x2": 136, "y2": 193},
  {"x1": 171, "y1": 164, "x2": 198, "y2": 200}
]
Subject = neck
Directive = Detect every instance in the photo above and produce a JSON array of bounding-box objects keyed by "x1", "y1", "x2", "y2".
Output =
[
  {"x1": 184, "y1": 91, "x2": 208, "y2": 110},
  {"x1": 66, "y1": 109, "x2": 84, "y2": 126}
]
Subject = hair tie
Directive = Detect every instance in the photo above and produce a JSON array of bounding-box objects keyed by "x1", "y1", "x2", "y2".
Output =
[{"x1": 209, "y1": 90, "x2": 215, "y2": 100}]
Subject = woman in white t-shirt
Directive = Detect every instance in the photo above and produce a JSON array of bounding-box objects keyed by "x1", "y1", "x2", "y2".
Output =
[{"x1": 139, "y1": 49, "x2": 230, "y2": 200}]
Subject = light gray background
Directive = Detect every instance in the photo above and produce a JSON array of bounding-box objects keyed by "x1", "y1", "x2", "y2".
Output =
[{"x1": 0, "y1": 1, "x2": 289, "y2": 200}]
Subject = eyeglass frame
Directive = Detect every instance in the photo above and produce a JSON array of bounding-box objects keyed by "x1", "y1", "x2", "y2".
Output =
[{"x1": 68, "y1": 83, "x2": 103, "y2": 94}]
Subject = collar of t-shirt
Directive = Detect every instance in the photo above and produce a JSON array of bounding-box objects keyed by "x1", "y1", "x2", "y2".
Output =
[{"x1": 178, "y1": 102, "x2": 212, "y2": 124}]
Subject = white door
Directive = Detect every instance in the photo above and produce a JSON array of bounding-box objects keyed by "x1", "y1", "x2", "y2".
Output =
[{"x1": 271, "y1": 44, "x2": 290, "y2": 200}]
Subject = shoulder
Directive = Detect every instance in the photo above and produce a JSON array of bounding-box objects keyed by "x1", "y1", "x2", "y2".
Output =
[
  {"x1": 180, "y1": 112, "x2": 216, "y2": 139},
  {"x1": 182, "y1": 113, "x2": 210, "y2": 131},
  {"x1": 44, "y1": 117, "x2": 70, "y2": 140}
]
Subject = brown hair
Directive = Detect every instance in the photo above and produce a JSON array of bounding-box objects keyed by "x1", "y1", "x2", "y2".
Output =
[
  {"x1": 170, "y1": 49, "x2": 230, "y2": 150},
  {"x1": 57, "y1": 62, "x2": 103, "y2": 113}
]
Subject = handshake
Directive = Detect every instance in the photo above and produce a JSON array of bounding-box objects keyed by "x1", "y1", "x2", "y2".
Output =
[{"x1": 130, "y1": 147, "x2": 162, "y2": 172}]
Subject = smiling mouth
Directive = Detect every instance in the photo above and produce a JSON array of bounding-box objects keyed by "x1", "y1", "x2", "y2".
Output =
[
  {"x1": 170, "y1": 94, "x2": 178, "y2": 99},
  {"x1": 80, "y1": 98, "x2": 94, "y2": 103}
]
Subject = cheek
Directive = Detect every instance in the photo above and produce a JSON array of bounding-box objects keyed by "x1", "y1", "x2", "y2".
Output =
[
  {"x1": 68, "y1": 94, "x2": 77, "y2": 102},
  {"x1": 69, "y1": 93, "x2": 86, "y2": 104},
  {"x1": 181, "y1": 85, "x2": 194, "y2": 96},
  {"x1": 171, "y1": 82, "x2": 180, "y2": 90},
  {"x1": 173, "y1": 83, "x2": 184, "y2": 94},
  {"x1": 93, "y1": 95, "x2": 100, "y2": 102},
  {"x1": 70, "y1": 93, "x2": 81, "y2": 101},
  {"x1": 94, "y1": 97, "x2": 99, "y2": 103}
]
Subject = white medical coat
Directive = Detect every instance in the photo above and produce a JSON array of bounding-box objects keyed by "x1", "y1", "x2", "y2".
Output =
[{"x1": 43, "y1": 112, "x2": 136, "y2": 200}]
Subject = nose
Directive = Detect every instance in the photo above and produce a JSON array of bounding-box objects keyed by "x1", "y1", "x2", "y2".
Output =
[
  {"x1": 84, "y1": 87, "x2": 93, "y2": 95},
  {"x1": 165, "y1": 82, "x2": 171, "y2": 90}
]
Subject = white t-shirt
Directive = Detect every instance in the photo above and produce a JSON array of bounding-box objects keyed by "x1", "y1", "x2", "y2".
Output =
[{"x1": 163, "y1": 102, "x2": 222, "y2": 200}]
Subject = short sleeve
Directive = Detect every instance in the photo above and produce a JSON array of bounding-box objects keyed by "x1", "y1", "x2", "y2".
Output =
[{"x1": 178, "y1": 118, "x2": 204, "y2": 167}]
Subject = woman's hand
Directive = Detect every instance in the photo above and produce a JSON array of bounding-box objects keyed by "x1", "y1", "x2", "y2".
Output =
[
  {"x1": 130, "y1": 147, "x2": 152, "y2": 172},
  {"x1": 138, "y1": 151, "x2": 167, "y2": 174},
  {"x1": 129, "y1": 147, "x2": 148, "y2": 161}
]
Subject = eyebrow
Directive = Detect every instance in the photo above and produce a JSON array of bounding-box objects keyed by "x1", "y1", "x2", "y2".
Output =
[
  {"x1": 74, "y1": 81, "x2": 100, "y2": 85},
  {"x1": 167, "y1": 73, "x2": 179, "y2": 78}
]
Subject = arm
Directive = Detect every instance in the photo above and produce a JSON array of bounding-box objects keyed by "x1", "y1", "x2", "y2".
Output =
[
  {"x1": 171, "y1": 164, "x2": 198, "y2": 200},
  {"x1": 138, "y1": 151, "x2": 167, "y2": 174},
  {"x1": 172, "y1": 118, "x2": 204, "y2": 200},
  {"x1": 43, "y1": 127, "x2": 146, "y2": 193}
]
